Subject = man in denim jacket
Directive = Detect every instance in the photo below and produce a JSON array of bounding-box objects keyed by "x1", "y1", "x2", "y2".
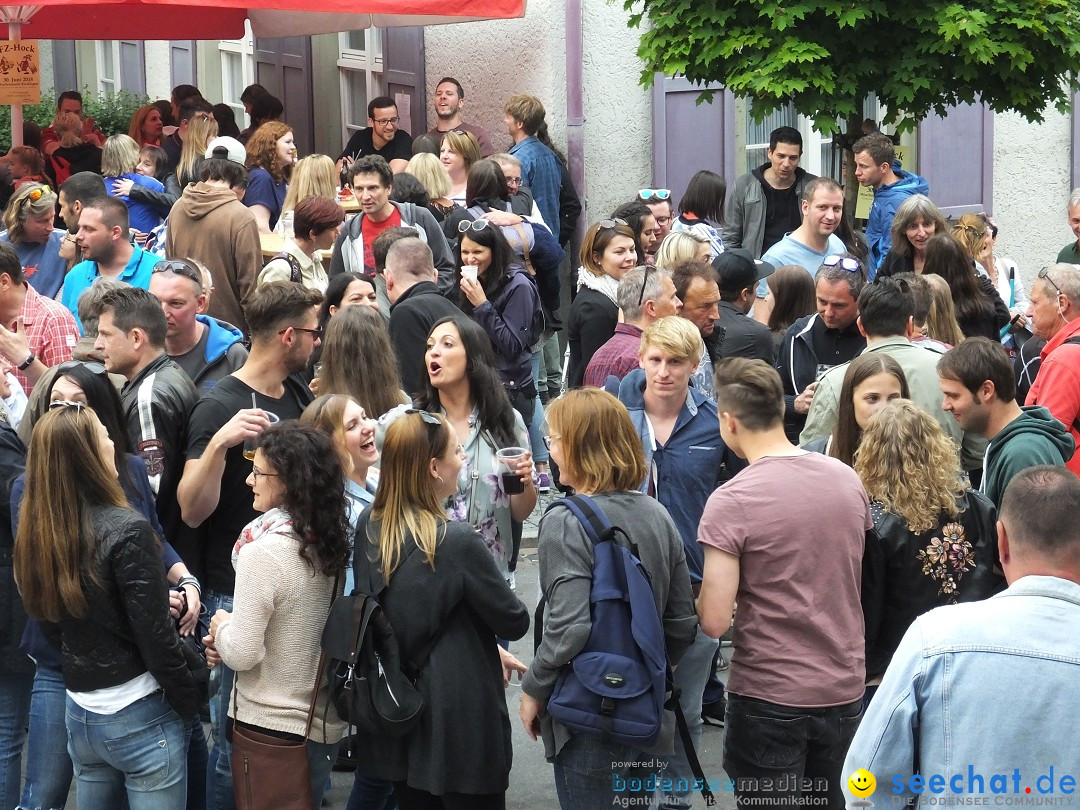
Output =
[{"x1": 844, "y1": 465, "x2": 1080, "y2": 804}]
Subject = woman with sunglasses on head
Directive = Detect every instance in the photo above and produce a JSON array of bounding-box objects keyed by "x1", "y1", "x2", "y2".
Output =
[
  {"x1": 14, "y1": 404, "x2": 202, "y2": 809},
  {"x1": 206, "y1": 422, "x2": 349, "y2": 808},
  {"x1": 0, "y1": 182, "x2": 68, "y2": 299},
  {"x1": 417, "y1": 315, "x2": 536, "y2": 586},
  {"x1": 566, "y1": 219, "x2": 639, "y2": 388},
  {"x1": 671, "y1": 169, "x2": 727, "y2": 258},
  {"x1": 12, "y1": 361, "x2": 208, "y2": 810},
  {"x1": 923, "y1": 233, "x2": 1010, "y2": 341},
  {"x1": 440, "y1": 130, "x2": 481, "y2": 208},
  {"x1": 351, "y1": 408, "x2": 529, "y2": 810}
]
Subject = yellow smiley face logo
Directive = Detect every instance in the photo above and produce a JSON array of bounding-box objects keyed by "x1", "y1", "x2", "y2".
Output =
[{"x1": 848, "y1": 768, "x2": 876, "y2": 798}]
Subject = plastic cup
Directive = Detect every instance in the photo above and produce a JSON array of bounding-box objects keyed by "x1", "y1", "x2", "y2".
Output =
[
  {"x1": 243, "y1": 410, "x2": 280, "y2": 460},
  {"x1": 496, "y1": 446, "x2": 528, "y2": 494},
  {"x1": 461, "y1": 265, "x2": 478, "y2": 283}
]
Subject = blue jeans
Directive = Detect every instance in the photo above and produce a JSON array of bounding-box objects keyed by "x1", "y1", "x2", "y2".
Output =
[
  {"x1": 347, "y1": 770, "x2": 397, "y2": 810},
  {"x1": 553, "y1": 733, "x2": 658, "y2": 809},
  {"x1": 203, "y1": 589, "x2": 235, "y2": 810},
  {"x1": 21, "y1": 664, "x2": 72, "y2": 810},
  {"x1": 528, "y1": 351, "x2": 549, "y2": 465},
  {"x1": 186, "y1": 715, "x2": 207, "y2": 810},
  {"x1": 307, "y1": 740, "x2": 340, "y2": 807},
  {"x1": 0, "y1": 666, "x2": 34, "y2": 809},
  {"x1": 66, "y1": 690, "x2": 191, "y2": 810},
  {"x1": 661, "y1": 625, "x2": 718, "y2": 809},
  {"x1": 723, "y1": 693, "x2": 863, "y2": 810}
]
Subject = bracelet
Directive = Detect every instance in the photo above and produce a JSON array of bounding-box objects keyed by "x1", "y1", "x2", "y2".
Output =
[
  {"x1": 16, "y1": 354, "x2": 34, "y2": 372},
  {"x1": 177, "y1": 575, "x2": 201, "y2": 595}
]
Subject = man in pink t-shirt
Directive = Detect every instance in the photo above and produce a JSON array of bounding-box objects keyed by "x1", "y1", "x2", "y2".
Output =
[{"x1": 698, "y1": 357, "x2": 871, "y2": 810}]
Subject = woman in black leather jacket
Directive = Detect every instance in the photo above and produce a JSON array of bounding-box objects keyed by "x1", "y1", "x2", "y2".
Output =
[
  {"x1": 14, "y1": 404, "x2": 200, "y2": 808},
  {"x1": 855, "y1": 400, "x2": 1005, "y2": 693}
]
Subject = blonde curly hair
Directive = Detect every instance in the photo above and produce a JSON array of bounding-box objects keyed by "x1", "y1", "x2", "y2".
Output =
[{"x1": 854, "y1": 399, "x2": 965, "y2": 533}]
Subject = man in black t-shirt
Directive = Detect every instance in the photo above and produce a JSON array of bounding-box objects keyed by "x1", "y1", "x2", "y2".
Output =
[
  {"x1": 176, "y1": 281, "x2": 319, "y2": 803},
  {"x1": 336, "y1": 95, "x2": 412, "y2": 174}
]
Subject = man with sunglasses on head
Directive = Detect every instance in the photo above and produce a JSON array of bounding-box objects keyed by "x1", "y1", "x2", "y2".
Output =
[
  {"x1": 639, "y1": 188, "x2": 674, "y2": 241},
  {"x1": 336, "y1": 96, "x2": 412, "y2": 176},
  {"x1": 1022, "y1": 262, "x2": 1080, "y2": 476},
  {"x1": 723, "y1": 126, "x2": 815, "y2": 260},
  {"x1": 149, "y1": 259, "x2": 247, "y2": 395}
]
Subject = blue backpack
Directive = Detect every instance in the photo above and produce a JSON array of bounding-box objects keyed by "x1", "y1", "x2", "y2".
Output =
[{"x1": 539, "y1": 494, "x2": 669, "y2": 747}]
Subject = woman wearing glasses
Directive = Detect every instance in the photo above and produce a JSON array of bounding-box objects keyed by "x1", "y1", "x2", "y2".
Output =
[
  {"x1": 566, "y1": 219, "x2": 639, "y2": 388},
  {"x1": 206, "y1": 422, "x2": 350, "y2": 808},
  {"x1": 0, "y1": 182, "x2": 68, "y2": 299},
  {"x1": 352, "y1": 408, "x2": 529, "y2": 809},
  {"x1": 14, "y1": 404, "x2": 202, "y2": 808},
  {"x1": 12, "y1": 361, "x2": 208, "y2": 810},
  {"x1": 245, "y1": 121, "x2": 297, "y2": 233},
  {"x1": 440, "y1": 129, "x2": 481, "y2": 208},
  {"x1": 417, "y1": 315, "x2": 536, "y2": 585}
]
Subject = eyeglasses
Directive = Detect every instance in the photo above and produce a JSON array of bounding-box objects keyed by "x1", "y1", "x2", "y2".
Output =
[
  {"x1": 637, "y1": 266, "x2": 654, "y2": 307},
  {"x1": 638, "y1": 189, "x2": 671, "y2": 201},
  {"x1": 48, "y1": 400, "x2": 86, "y2": 412},
  {"x1": 372, "y1": 117, "x2": 400, "y2": 126},
  {"x1": 505, "y1": 177, "x2": 523, "y2": 188},
  {"x1": 542, "y1": 434, "x2": 560, "y2": 450},
  {"x1": 278, "y1": 326, "x2": 323, "y2": 339},
  {"x1": 251, "y1": 467, "x2": 279, "y2": 482},
  {"x1": 56, "y1": 359, "x2": 107, "y2": 376},
  {"x1": 458, "y1": 219, "x2": 493, "y2": 234},
  {"x1": 20, "y1": 185, "x2": 52, "y2": 206},
  {"x1": 822, "y1": 255, "x2": 863, "y2": 273},
  {"x1": 597, "y1": 218, "x2": 627, "y2": 231},
  {"x1": 153, "y1": 259, "x2": 203, "y2": 289},
  {"x1": 1038, "y1": 266, "x2": 1063, "y2": 295},
  {"x1": 405, "y1": 408, "x2": 442, "y2": 426}
]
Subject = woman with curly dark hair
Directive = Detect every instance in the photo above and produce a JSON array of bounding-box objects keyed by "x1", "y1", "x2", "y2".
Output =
[
  {"x1": 207, "y1": 421, "x2": 350, "y2": 807},
  {"x1": 244, "y1": 120, "x2": 296, "y2": 233}
]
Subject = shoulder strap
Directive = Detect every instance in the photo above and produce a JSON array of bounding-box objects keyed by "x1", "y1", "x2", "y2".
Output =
[
  {"x1": 511, "y1": 223, "x2": 535, "y2": 275},
  {"x1": 558, "y1": 494, "x2": 614, "y2": 546},
  {"x1": 272, "y1": 251, "x2": 303, "y2": 284}
]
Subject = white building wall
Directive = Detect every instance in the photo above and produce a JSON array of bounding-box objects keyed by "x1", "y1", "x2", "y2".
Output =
[
  {"x1": 992, "y1": 107, "x2": 1071, "y2": 290},
  {"x1": 144, "y1": 41, "x2": 173, "y2": 100}
]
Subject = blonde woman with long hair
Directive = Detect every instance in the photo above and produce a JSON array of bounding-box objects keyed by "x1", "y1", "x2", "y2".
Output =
[
  {"x1": 923, "y1": 273, "x2": 966, "y2": 347},
  {"x1": 281, "y1": 154, "x2": 337, "y2": 215},
  {"x1": 855, "y1": 399, "x2": 1003, "y2": 696},
  {"x1": 175, "y1": 114, "x2": 218, "y2": 188},
  {"x1": 352, "y1": 408, "x2": 528, "y2": 809}
]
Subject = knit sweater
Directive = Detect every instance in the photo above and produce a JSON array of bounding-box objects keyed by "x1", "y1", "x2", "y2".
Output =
[{"x1": 215, "y1": 530, "x2": 346, "y2": 743}]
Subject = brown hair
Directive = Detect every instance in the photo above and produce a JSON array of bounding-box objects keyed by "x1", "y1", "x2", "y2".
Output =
[
  {"x1": 713, "y1": 358, "x2": 784, "y2": 431},
  {"x1": 766, "y1": 265, "x2": 816, "y2": 334},
  {"x1": 579, "y1": 221, "x2": 638, "y2": 277},
  {"x1": 830, "y1": 353, "x2": 909, "y2": 468},
  {"x1": 318, "y1": 305, "x2": 404, "y2": 418},
  {"x1": 545, "y1": 389, "x2": 647, "y2": 493}
]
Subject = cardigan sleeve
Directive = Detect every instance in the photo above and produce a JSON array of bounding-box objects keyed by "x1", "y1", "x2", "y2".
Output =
[{"x1": 214, "y1": 540, "x2": 285, "y2": 672}]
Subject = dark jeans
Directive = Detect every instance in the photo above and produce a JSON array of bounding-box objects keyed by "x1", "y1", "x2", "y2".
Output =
[
  {"x1": 723, "y1": 693, "x2": 862, "y2": 810},
  {"x1": 393, "y1": 782, "x2": 504, "y2": 810}
]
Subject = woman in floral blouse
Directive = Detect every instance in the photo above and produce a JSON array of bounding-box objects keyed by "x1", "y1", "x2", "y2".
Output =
[
  {"x1": 855, "y1": 399, "x2": 1004, "y2": 701},
  {"x1": 415, "y1": 315, "x2": 536, "y2": 584}
]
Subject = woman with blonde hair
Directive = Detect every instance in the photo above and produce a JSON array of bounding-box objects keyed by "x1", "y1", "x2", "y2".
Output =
[
  {"x1": 14, "y1": 404, "x2": 200, "y2": 807},
  {"x1": 876, "y1": 194, "x2": 949, "y2": 277},
  {"x1": 440, "y1": 129, "x2": 481, "y2": 207},
  {"x1": 519, "y1": 388, "x2": 697, "y2": 808},
  {"x1": 127, "y1": 104, "x2": 164, "y2": 147},
  {"x1": 0, "y1": 182, "x2": 67, "y2": 298},
  {"x1": 281, "y1": 154, "x2": 337, "y2": 215},
  {"x1": 923, "y1": 273, "x2": 966, "y2": 347},
  {"x1": 408, "y1": 151, "x2": 454, "y2": 214},
  {"x1": 244, "y1": 121, "x2": 296, "y2": 233},
  {"x1": 101, "y1": 133, "x2": 164, "y2": 234},
  {"x1": 175, "y1": 114, "x2": 218, "y2": 188},
  {"x1": 654, "y1": 230, "x2": 711, "y2": 272},
  {"x1": 855, "y1": 399, "x2": 1003, "y2": 696},
  {"x1": 352, "y1": 409, "x2": 528, "y2": 808},
  {"x1": 317, "y1": 305, "x2": 408, "y2": 418}
]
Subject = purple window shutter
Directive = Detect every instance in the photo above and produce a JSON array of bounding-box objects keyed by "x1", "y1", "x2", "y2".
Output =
[
  {"x1": 383, "y1": 27, "x2": 426, "y2": 140},
  {"x1": 170, "y1": 41, "x2": 197, "y2": 88},
  {"x1": 119, "y1": 41, "x2": 146, "y2": 95},
  {"x1": 651, "y1": 75, "x2": 735, "y2": 203},
  {"x1": 917, "y1": 102, "x2": 994, "y2": 217},
  {"x1": 255, "y1": 36, "x2": 314, "y2": 157}
]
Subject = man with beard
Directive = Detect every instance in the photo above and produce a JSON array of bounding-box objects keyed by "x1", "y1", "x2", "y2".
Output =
[{"x1": 425, "y1": 77, "x2": 495, "y2": 157}]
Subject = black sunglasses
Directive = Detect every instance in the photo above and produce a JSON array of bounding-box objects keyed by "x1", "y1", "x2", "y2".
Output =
[
  {"x1": 56, "y1": 359, "x2": 107, "y2": 376},
  {"x1": 153, "y1": 260, "x2": 203, "y2": 289},
  {"x1": 637, "y1": 266, "x2": 654, "y2": 307},
  {"x1": 278, "y1": 326, "x2": 323, "y2": 339},
  {"x1": 1038, "y1": 266, "x2": 1063, "y2": 295}
]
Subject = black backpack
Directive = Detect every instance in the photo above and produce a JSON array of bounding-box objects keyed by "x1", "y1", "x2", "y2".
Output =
[{"x1": 270, "y1": 251, "x2": 303, "y2": 284}]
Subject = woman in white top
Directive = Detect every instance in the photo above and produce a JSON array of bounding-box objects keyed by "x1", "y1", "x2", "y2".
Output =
[
  {"x1": 258, "y1": 195, "x2": 344, "y2": 293},
  {"x1": 208, "y1": 422, "x2": 350, "y2": 808}
]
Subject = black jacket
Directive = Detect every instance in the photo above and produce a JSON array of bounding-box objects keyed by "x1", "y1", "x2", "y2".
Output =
[
  {"x1": 566, "y1": 288, "x2": 618, "y2": 388},
  {"x1": 709, "y1": 301, "x2": 776, "y2": 365},
  {"x1": 388, "y1": 281, "x2": 466, "y2": 399},
  {"x1": 40, "y1": 505, "x2": 202, "y2": 720},
  {"x1": 862, "y1": 490, "x2": 1005, "y2": 680},
  {"x1": 0, "y1": 422, "x2": 28, "y2": 675}
]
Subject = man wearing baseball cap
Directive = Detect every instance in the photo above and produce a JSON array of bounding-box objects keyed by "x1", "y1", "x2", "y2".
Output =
[{"x1": 711, "y1": 249, "x2": 777, "y2": 364}]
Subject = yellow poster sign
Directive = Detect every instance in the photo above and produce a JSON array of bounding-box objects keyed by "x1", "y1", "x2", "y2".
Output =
[
  {"x1": 0, "y1": 41, "x2": 40, "y2": 105},
  {"x1": 855, "y1": 145, "x2": 907, "y2": 220}
]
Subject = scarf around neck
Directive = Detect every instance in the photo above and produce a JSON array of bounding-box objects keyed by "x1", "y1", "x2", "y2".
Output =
[
  {"x1": 232, "y1": 506, "x2": 293, "y2": 568},
  {"x1": 576, "y1": 266, "x2": 620, "y2": 305}
]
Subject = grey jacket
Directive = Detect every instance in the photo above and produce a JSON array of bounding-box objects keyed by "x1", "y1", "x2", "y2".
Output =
[{"x1": 722, "y1": 165, "x2": 815, "y2": 258}]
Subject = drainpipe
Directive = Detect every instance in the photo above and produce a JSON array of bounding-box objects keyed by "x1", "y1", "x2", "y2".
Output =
[{"x1": 565, "y1": 0, "x2": 584, "y2": 255}]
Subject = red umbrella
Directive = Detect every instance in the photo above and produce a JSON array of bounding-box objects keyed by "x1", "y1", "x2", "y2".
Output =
[{"x1": 0, "y1": 0, "x2": 526, "y2": 39}]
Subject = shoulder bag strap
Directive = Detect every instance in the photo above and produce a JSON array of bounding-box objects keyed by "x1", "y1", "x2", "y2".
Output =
[{"x1": 511, "y1": 223, "x2": 535, "y2": 275}]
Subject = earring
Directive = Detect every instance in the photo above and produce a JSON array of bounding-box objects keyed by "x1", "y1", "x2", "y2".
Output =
[{"x1": 435, "y1": 474, "x2": 444, "y2": 483}]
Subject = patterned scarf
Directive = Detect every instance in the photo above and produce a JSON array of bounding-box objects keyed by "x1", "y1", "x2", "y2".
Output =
[{"x1": 232, "y1": 507, "x2": 293, "y2": 568}]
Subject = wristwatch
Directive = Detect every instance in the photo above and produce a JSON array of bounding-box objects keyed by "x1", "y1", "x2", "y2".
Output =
[{"x1": 16, "y1": 354, "x2": 34, "y2": 372}]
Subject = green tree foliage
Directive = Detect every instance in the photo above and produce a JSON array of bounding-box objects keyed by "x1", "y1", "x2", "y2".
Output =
[
  {"x1": 625, "y1": 0, "x2": 1080, "y2": 133},
  {"x1": 0, "y1": 88, "x2": 148, "y2": 152}
]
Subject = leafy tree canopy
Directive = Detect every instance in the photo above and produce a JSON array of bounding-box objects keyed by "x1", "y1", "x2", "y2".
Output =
[{"x1": 625, "y1": 0, "x2": 1080, "y2": 132}]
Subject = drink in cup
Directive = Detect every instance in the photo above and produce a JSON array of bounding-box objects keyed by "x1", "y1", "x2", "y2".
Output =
[
  {"x1": 496, "y1": 446, "x2": 528, "y2": 494},
  {"x1": 243, "y1": 410, "x2": 280, "y2": 460}
]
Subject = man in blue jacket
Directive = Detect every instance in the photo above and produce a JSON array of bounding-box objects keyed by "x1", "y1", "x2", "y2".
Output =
[
  {"x1": 854, "y1": 133, "x2": 929, "y2": 274},
  {"x1": 617, "y1": 315, "x2": 733, "y2": 810}
]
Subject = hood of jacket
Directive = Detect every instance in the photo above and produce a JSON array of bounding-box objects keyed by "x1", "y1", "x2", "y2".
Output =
[
  {"x1": 176, "y1": 183, "x2": 244, "y2": 220},
  {"x1": 989, "y1": 406, "x2": 1075, "y2": 466},
  {"x1": 751, "y1": 162, "x2": 808, "y2": 186},
  {"x1": 196, "y1": 314, "x2": 244, "y2": 364},
  {"x1": 876, "y1": 163, "x2": 929, "y2": 203}
]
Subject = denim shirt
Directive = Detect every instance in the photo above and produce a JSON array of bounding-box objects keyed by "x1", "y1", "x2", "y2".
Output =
[
  {"x1": 509, "y1": 136, "x2": 562, "y2": 243},
  {"x1": 617, "y1": 369, "x2": 728, "y2": 583},
  {"x1": 843, "y1": 575, "x2": 1080, "y2": 805}
]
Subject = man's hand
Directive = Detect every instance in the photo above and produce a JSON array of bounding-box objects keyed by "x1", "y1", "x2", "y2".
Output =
[
  {"x1": 519, "y1": 693, "x2": 544, "y2": 741},
  {"x1": 213, "y1": 408, "x2": 272, "y2": 450},
  {"x1": 0, "y1": 318, "x2": 30, "y2": 367},
  {"x1": 794, "y1": 381, "x2": 817, "y2": 415},
  {"x1": 481, "y1": 210, "x2": 523, "y2": 227}
]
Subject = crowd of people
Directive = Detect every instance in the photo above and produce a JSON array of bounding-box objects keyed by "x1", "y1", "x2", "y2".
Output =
[{"x1": 0, "y1": 73, "x2": 1076, "y2": 810}]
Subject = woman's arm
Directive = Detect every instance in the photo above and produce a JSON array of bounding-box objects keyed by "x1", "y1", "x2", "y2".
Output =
[
  {"x1": 469, "y1": 276, "x2": 535, "y2": 360},
  {"x1": 249, "y1": 205, "x2": 273, "y2": 234},
  {"x1": 212, "y1": 540, "x2": 283, "y2": 672}
]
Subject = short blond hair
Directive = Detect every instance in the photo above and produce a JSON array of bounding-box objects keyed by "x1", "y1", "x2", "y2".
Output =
[
  {"x1": 546, "y1": 389, "x2": 647, "y2": 493},
  {"x1": 639, "y1": 316, "x2": 701, "y2": 363},
  {"x1": 407, "y1": 152, "x2": 451, "y2": 199},
  {"x1": 100, "y1": 134, "x2": 139, "y2": 177}
]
